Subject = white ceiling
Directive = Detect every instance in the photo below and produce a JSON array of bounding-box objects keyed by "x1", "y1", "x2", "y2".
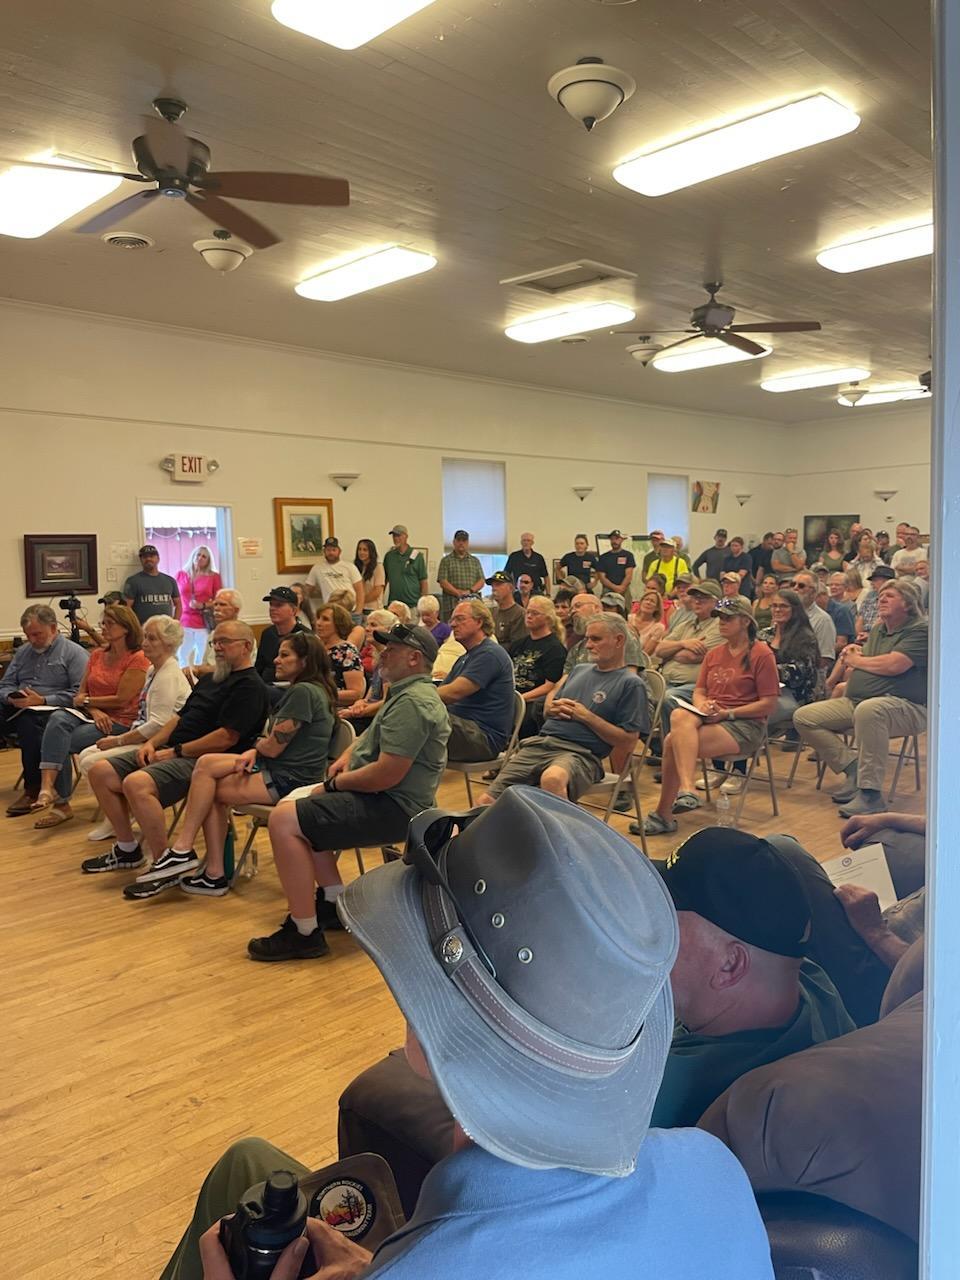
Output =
[{"x1": 0, "y1": 0, "x2": 933, "y2": 422}]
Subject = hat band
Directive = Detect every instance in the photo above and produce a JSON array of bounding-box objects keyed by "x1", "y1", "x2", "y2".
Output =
[{"x1": 423, "y1": 881, "x2": 649, "y2": 1078}]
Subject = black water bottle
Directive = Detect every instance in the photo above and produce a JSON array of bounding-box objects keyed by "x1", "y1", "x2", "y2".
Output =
[{"x1": 220, "y1": 1169, "x2": 312, "y2": 1279}]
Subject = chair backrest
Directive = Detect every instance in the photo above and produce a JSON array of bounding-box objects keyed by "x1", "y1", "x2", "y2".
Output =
[
  {"x1": 329, "y1": 718, "x2": 356, "y2": 763},
  {"x1": 504, "y1": 691, "x2": 526, "y2": 758},
  {"x1": 642, "y1": 666, "x2": 667, "y2": 704}
]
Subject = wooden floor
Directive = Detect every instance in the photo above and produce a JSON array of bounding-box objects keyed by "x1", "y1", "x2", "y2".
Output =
[{"x1": 3, "y1": 743, "x2": 924, "y2": 1279}]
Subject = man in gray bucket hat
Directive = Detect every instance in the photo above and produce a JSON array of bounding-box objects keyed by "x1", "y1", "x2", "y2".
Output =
[{"x1": 161, "y1": 789, "x2": 773, "y2": 1280}]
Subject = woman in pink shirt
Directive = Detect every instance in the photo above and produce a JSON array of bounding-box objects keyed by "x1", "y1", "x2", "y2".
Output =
[{"x1": 176, "y1": 546, "x2": 222, "y2": 665}]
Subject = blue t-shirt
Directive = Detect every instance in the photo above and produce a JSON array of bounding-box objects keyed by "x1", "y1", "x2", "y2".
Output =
[
  {"x1": 826, "y1": 597, "x2": 856, "y2": 640},
  {"x1": 559, "y1": 550, "x2": 598, "y2": 584},
  {"x1": 597, "y1": 548, "x2": 636, "y2": 586},
  {"x1": 366, "y1": 1137, "x2": 774, "y2": 1280},
  {"x1": 544, "y1": 664, "x2": 648, "y2": 756},
  {"x1": 443, "y1": 638, "x2": 515, "y2": 751}
]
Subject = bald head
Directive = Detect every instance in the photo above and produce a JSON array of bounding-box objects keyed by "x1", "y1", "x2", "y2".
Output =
[{"x1": 571, "y1": 592, "x2": 602, "y2": 634}]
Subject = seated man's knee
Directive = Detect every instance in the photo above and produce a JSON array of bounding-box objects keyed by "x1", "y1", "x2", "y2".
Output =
[
  {"x1": 539, "y1": 766, "x2": 569, "y2": 795},
  {"x1": 268, "y1": 802, "x2": 299, "y2": 836},
  {"x1": 853, "y1": 697, "x2": 883, "y2": 725},
  {"x1": 123, "y1": 770, "x2": 154, "y2": 801}
]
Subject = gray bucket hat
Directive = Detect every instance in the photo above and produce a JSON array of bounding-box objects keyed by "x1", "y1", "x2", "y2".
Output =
[{"x1": 337, "y1": 787, "x2": 678, "y2": 1176}]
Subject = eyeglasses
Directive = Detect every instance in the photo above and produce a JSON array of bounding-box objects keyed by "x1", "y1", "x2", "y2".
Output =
[
  {"x1": 212, "y1": 637, "x2": 247, "y2": 648},
  {"x1": 403, "y1": 809, "x2": 496, "y2": 978}
]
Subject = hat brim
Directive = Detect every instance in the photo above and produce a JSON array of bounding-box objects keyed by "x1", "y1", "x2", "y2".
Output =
[{"x1": 337, "y1": 859, "x2": 674, "y2": 1176}]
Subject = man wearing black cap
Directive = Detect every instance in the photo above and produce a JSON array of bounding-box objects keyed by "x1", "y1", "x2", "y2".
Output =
[
  {"x1": 486, "y1": 571, "x2": 527, "y2": 654},
  {"x1": 596, "y1": 530, "x2": 636, "y2": 606},
  {"x1": 384, "y1": 526, "x2": 428, "y2": 609},
  {"x1": 123, "y1": 546, "x2": 181, "y2": 624},
  {"x1": 255, "y1": 587, "x2": 308, "y2": 688},
  {"x1": 692, "y1": 529, "x2": 729, "y2": 582},
  {"x1": 437, "y1": 531, "x2": 485, "y2": 622},
  {"x1": 164, "y1": 792, "x2": 776, "y2": 1279},
  {"x1": 305, "y1": 537, "x2": 362, "y2": 605},
  {"x1": 248, "y1": 624, "x2": 450, "y2": 962},
  {"x1": 854, "y1": 563, "x2": 894, "y2": 638}
]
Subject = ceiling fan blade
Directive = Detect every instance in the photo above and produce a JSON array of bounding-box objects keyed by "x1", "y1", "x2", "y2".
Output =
[
  {"x1": 653, "y1": 334, "x2": 704, "y2": 356},
  {"x1": 74, "y1": 189, "x2": 161, "y2": 233},
  {"x1": 144, "y1": 114, "x2": 190, "y2": 173},
  {"x1": 718, "y1": 330, "x2": 767, "y2": 356},
  {"x1": 729, "y1": 320, "x2": 822, "y2": 333},
  {"x1": 200, "y1": 171, "x2": 350, "y2": 206},
  {"x1": 0, "y1": 156, "x2": 145, "y2": 181},
  {"x1": 611, "y1": 328, "x2": 696, "y2": 336},
  {"x1": 185, "y1": 191, "x2": 280, "y2": 249}
]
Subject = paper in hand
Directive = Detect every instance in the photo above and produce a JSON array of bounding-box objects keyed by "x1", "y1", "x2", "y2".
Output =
[{"x1": 821, "y1": 843, "x2": 898, "y2": 911}]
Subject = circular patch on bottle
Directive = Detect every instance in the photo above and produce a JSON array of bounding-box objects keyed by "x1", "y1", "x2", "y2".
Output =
[{"x1": 310, "y1": 1178, "x2": 376, "y2": 1240}]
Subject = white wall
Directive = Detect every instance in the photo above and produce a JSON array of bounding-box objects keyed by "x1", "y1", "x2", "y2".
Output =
[{"x1": 0, "y1": 300, "x2": 792, "y2": 634}]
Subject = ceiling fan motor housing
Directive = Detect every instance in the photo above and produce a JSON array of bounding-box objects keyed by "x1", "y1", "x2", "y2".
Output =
[{"x1": 692, "y1": 301, "x2": 736, "y2": 332}]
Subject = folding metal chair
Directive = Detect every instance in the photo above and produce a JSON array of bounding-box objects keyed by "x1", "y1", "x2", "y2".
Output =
[
  {"x1": 445, "y1": 691, "x2": 526, "y2": 805},
  {"x1": 887, "y1": 733, "x2": 923, "y2": 802},
  {"x1": 578, "y1": 753, "x2": 649, "y2": 856},
  {"x1": 700, "y1": 722, "x2": 779, "y2": 823}
]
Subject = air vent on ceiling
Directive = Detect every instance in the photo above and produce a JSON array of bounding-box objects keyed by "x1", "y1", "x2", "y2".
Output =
[
  {"x1": 499, "y1": 259, "x2": 636, "y2": 296},
  {"x1": 102, "y1": 231, "x2": 155, "y2": 250}
]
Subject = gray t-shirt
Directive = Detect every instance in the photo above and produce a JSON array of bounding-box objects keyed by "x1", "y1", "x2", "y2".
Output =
[
  {"x1": 351, "y1": 675, "x2": 451, "y2": 816},
  {"x1": 267, "y1": 682, "x2": 336, "y2": 789},
  {"x1": 544, "y1": 664, "x2": 648, "y2": 756},
  {"x1": 123, "y1": 570, "x2": 180, "y2": 621}
]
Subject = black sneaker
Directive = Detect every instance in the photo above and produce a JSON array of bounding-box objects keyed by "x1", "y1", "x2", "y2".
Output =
[
  {"x1": 81, "y1": 843, "x2": 145, "y2": 874},
  {"x1": 123, "y1": 877, "x2": 178, "y2": 901},
  {"x1": 136, "y1": 847, "x2": 200, "y2": 883},
  {"x1": 248, "y1": 917, "x2": 329, "y2": 962},
  {"x1": 181, "y1": 871, "x2": 230, "y2": 897},
  {"x1": 315, "y1": 889, "x2": 345, "y2": 931}
]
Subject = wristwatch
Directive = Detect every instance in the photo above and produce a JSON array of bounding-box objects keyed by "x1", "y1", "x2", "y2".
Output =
[
  {"x1": 173, "y1": 743, "x2": 183, "y2": 758},
  {"x1": 727, "y1": 710, "x2": 736, "y2": 722},
  {"x1": 324, "y1": 775, "x2": 337, "y2": 793}
]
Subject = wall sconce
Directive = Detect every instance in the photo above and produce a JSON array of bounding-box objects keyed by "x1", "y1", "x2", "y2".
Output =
[
  {"x1": 735, "y1": 493, "x2": 752, "y2": 507},
  {"x1": 160, "y1": 455, "x2": 176, "y2": 473},
  {"x1": 330, "y1": 472, "x2": 361, "y2": 492},
  {"x1": 874, "y1": 488, "x2": 898, "y2": 503},
  {"x1": 572, "y1": 486, "x2": 594, "y2": 502}
]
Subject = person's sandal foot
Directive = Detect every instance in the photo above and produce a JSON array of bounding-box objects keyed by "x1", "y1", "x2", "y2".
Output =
[{"x1": 631, "y1": 813, "x2": 678, "y2": 837}]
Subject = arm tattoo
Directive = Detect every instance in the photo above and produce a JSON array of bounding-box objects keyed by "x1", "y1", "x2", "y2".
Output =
[{"x1": 271, "y1": 718, "x2": 302, "y2": 746}]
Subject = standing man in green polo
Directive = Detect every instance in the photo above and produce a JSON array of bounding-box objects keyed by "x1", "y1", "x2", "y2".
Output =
[
  {"x1": 384, "y1": 525, "x2": 428, "y2": 610},
  {"x1": 437, "y1": 530, "x2": 486, "y2": 622}
]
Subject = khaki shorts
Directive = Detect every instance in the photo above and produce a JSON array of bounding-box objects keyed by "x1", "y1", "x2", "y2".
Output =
[
  {"x1": 718, "y1": 717, "x2": 766, "y2": 756},
  {"x1": 486, "y1": 735, "x2": 604, "y2": 802}
]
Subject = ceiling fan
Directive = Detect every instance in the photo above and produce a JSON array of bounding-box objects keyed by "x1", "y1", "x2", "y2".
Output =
[
  {"x1": 612, "y1": 281, "x2": 822, "y2": 365},
  {"x1": 0, "y1": 98, "x2": 350, "y2": 249}
]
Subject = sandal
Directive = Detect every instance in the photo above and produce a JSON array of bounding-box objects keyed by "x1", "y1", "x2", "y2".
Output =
[
  {"x1": 672, "y1": 791, "x2": 702, "y2": 813},
  {"x1": 34, "y1": 805, "x2": 73, "y2": 830},
  {"x1": 29, "y1": 789, "x2": 57, "y2": 813},
  {"x1": 631, "y1": 813, "x2": 678, "y2": 837}
]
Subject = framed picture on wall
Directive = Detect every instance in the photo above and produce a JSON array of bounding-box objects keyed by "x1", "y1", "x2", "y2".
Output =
[
  {"x1": 803, "y1": 513, "x2": 860, "y2": 564},
  {"x1": 691, "y1": 480, "x2": 721, "y2": 513},
  {"x1": 273, "y1": 498, "x2": 335, "y2": 574},
  {"x1": 24, "y1": 534, "x2": 98, "y2": 597}
]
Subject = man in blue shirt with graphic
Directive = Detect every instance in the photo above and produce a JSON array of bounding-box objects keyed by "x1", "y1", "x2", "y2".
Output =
[
  {"x1": 479, "y1": 612, "x2": 647, "y2": 803},
  {"x1": 438, "y1": 600, "x2": 515, "y2": 761},
  {"x1": 161, "y1": 789, "x2": 775, "y2": 1280}
]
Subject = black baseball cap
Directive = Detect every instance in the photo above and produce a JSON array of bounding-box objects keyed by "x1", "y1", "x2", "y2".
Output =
[
  {"x1": 263, "y1": 586, "x2": 298, "y2": 605},
  {"x1": 485, "y1": 570, "x2": 514, "y2": 586},
  {"x1": 868, "y1": 565, "x2": 896, "y2": 582},
  {"x1": 660, "y1": 828, "x2": 811, "y2": 958},
  {"x1": 323, "y1": 536, "x2": 340, "y2": 548},
  {"x1": 453, "y1": 529, "x2": 469, "y2": 540},
  {"x1": 715, "y1": 528, "x2": 728, "y2": 538},
  {"x1": 608, "y1": 529, "x2": 623, "y2": 538},
  {"x1": 372, "y1": 621, "x2": 439, "y2": 663},
  {"x1": 138, "y1": 544, "x2": 159, "y2": 557}
]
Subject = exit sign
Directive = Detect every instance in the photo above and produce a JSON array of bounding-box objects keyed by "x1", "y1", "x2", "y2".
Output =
[{"x1": 173, "y1": 454, "x2": 206, "y2": 483}]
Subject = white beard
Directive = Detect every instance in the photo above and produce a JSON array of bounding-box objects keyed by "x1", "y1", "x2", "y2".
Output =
[{"x1": 212, "y1": 657, "x2": 232, "y2": 683}]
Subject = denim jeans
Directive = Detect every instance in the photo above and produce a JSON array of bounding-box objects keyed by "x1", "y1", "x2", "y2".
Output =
[{"x1": 39, "y1": 712, "x2": 127, "y2": 800}]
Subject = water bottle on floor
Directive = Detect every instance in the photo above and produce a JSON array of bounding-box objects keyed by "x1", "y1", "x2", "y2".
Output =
[{"x1": 715, "y1": 789, "x2": 734, "y2": 827}]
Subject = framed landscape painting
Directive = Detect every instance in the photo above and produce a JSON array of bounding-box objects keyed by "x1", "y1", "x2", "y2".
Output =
[
  {"x1": 273, "y1": 498, "x2": 335, "y2": 574},
  {"x1": 24, "y1": 534, "x2": 98, "y2": 596}
]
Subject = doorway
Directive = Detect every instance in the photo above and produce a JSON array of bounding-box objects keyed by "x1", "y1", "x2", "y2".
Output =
[{"x1": 139, "y1": 502, "x2": 234, "y2": 587}]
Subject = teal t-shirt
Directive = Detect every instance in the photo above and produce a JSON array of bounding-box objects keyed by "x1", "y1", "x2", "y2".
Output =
[
  {"x1": 650, "y1": 960, "x2": 855, "y2": 1129},
  {"x1": 351, "y1": 674, "x2": 451, "y2": 816},
  {"x1": 267, "y1": 682, "x2": 336, "y2": 789}
]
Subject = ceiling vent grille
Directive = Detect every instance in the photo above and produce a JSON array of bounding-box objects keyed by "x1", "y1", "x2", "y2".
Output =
[
  {"x1": 102, "y1": 231, "x2": 155, "y2": 250},
  {"x1": 499, "y1": 259, "x2": 636, "y2": 295}
]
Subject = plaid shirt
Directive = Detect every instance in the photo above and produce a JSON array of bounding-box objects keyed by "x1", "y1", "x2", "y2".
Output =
[
  {"x1": 437, "y1": 551, "x2": 485, "y2": 620},
  {"x1": 858, "y1": 588, "x2": 880, "y2": 634}
]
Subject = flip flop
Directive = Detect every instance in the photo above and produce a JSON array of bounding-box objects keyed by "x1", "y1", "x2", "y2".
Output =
[
  {"x1": 672, "y1": 791, "x2": 702, "y2": 813},
  {"x1": 34, "y1": 807, "x2": 73, "y2": 829}
]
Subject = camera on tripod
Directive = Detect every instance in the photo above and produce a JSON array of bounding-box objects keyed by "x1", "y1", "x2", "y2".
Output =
[{"x1": 59, "y1": 595, "x2": 82, "y2": 613}]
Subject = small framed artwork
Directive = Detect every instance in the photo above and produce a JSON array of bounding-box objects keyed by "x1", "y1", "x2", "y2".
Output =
[
  {"x1": 273, "y1": 498, "x2": 335, "y2": 574},
  {"x1": 552, "y1": 557, "x2": 564, "y2": 584},
  {"x1": 24, "y1": 534, "x2": 98, "y2": 597},
  {"x1": 691, "y1": 480, "x2": 721, "y2": 513}
]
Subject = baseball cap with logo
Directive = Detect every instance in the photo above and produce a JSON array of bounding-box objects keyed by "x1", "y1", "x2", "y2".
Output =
[
  {"x1": 715, "y1": 528, "x2": 728, "y2": 538},
  {"x1": 138, "y1": 545, "x2": 159, "y2": 557},
  {"x1": 372, "y1": 621, "x2": 439, "y2": 664},
  {"x1": 686, "y1": 579, "x2": 721, "y2": 599},
  {"x1": 337, "y1": 788, "x2": 678, "y2": 1175},
  {"x1": 608, "y1": 529, "x2": 623, "y2": 538},
  {"x1": 263, "y1": 586, "x2": 299, "y2": 605},
  {"x1": 712, "y1": 596, "x2": 755, "y2": 620},
  {"x1": 660, "y1": 827, "x2": 812, "y2": 958},
  {"x1": 453, "y1": 529, "x2": 470, "y2": 541},
  {"x1": 485, "y1": 570, "x2": 515, "y2": 586},
  {"x1": 720, "y1": 571, "x2": 741, "y2": 583},
  {"x1": 388, "y1": 525, "x2": 409, "y2": 537},
  {"x1": 323, "y1": 536, "x2": 340, "y2": 548}
]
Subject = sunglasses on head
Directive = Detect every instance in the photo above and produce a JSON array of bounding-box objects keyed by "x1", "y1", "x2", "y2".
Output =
[{"x1": 403, "y1": 808, "x2": 497, "y2": 977}]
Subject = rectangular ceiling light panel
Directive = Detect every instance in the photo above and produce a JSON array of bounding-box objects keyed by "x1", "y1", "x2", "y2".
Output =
[
  {"x1": 295, "y1": 245, "x2": 437, "y2": 300},
  {"x1": 271, "y1": 0, "x2": 436, "y2": 49},
  {"x1": 838, "y1": 387, "x2": 930, "y2": 408},
  {"x1": 816, "y1": 222, "x2": 933, "y2": 273},
  {"x1": 761, "y1": 366, "x2": 871, "y2": 392},
  {"x1": 0, "y1": 152, "x2": 122, "y2": 239},
  {"x1": 504, "y1": 302, "x2": 635, "y2": 344},
  {"x1": 651, "y1": 337, "x2": 771, "y2": 372},
  {"x1": 613, "y1": 93, "x2": 860, "y2": 197}
]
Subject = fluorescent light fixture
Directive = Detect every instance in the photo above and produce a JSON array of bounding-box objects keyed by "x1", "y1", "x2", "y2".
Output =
[
  {"x1": 651, "y1": 337, "x2": 771, "y2": 373},
  {"x1": 816, "y1": 222, "x2": 933, "y2": 273},
  {"x1": 838, "y1": 386, "x2": 930, "y2": 408},
  {"x1": 295, "y1": 245, "x2": 437, "y2": 301},
  {"x1": 761, "y1": 365, "x2": 871, "y2": 393},
  {"x1": 271, "y1": 0, "x2": 436, "y2": 49},
  {"x1": 0, "y1": 151, "x2": 122, "y2": 239},
  {"x1": 612, "y1": 93, "x2": 860, "y2": 197},
  {"x1": 504, "y1": 302, "x2": 635, "y2": 344}
]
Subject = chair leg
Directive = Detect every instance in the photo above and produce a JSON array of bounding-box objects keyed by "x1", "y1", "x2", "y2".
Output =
[
  {"x1": 887, "y1": 737, "x2": 909, "y2": 804},
  {"x1": 786, "y1": 747, "x2": 803, "y2": 790},
  {"x1": 166, "y1": 800, "x2": 185, "y2": 840},
  {"x1": 734, "y1": 753, "x2": 757, "y2": 824},
  {"x1": 463, "y1": 771, "x2": 476, "y2": 805},
  {"x1": 355, "y1": 848, "x2": 366, "y2": 874},
  {"x1": 913, "y1": 735, "x2": 922, "y2": 792},
  {"x1": 764, "y1": 740, "x2": 780, "y2": 816},
  {"x1": 231, "y1": 819, "x2": 261, "y2": 884},
  {"x1": 630, "y1": 766, "x2": 648, "y2": 858},
  {"x1": 815, "y1": 759, "x2": 828, "y2": 791},
  {"x1": 701, "y1": 761, "x2": 712, "y2": 803}
]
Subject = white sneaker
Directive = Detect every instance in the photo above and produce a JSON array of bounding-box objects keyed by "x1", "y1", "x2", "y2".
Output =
[
  {"x1": 720, "y1": 776, "x2": 745, "y2": 795},
  {"x1": 694, "y1": 771, "x2": 726, "y2": 792},
  {"x1": 87, "y1": 819, "x2": 115, "y2": 842}
]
